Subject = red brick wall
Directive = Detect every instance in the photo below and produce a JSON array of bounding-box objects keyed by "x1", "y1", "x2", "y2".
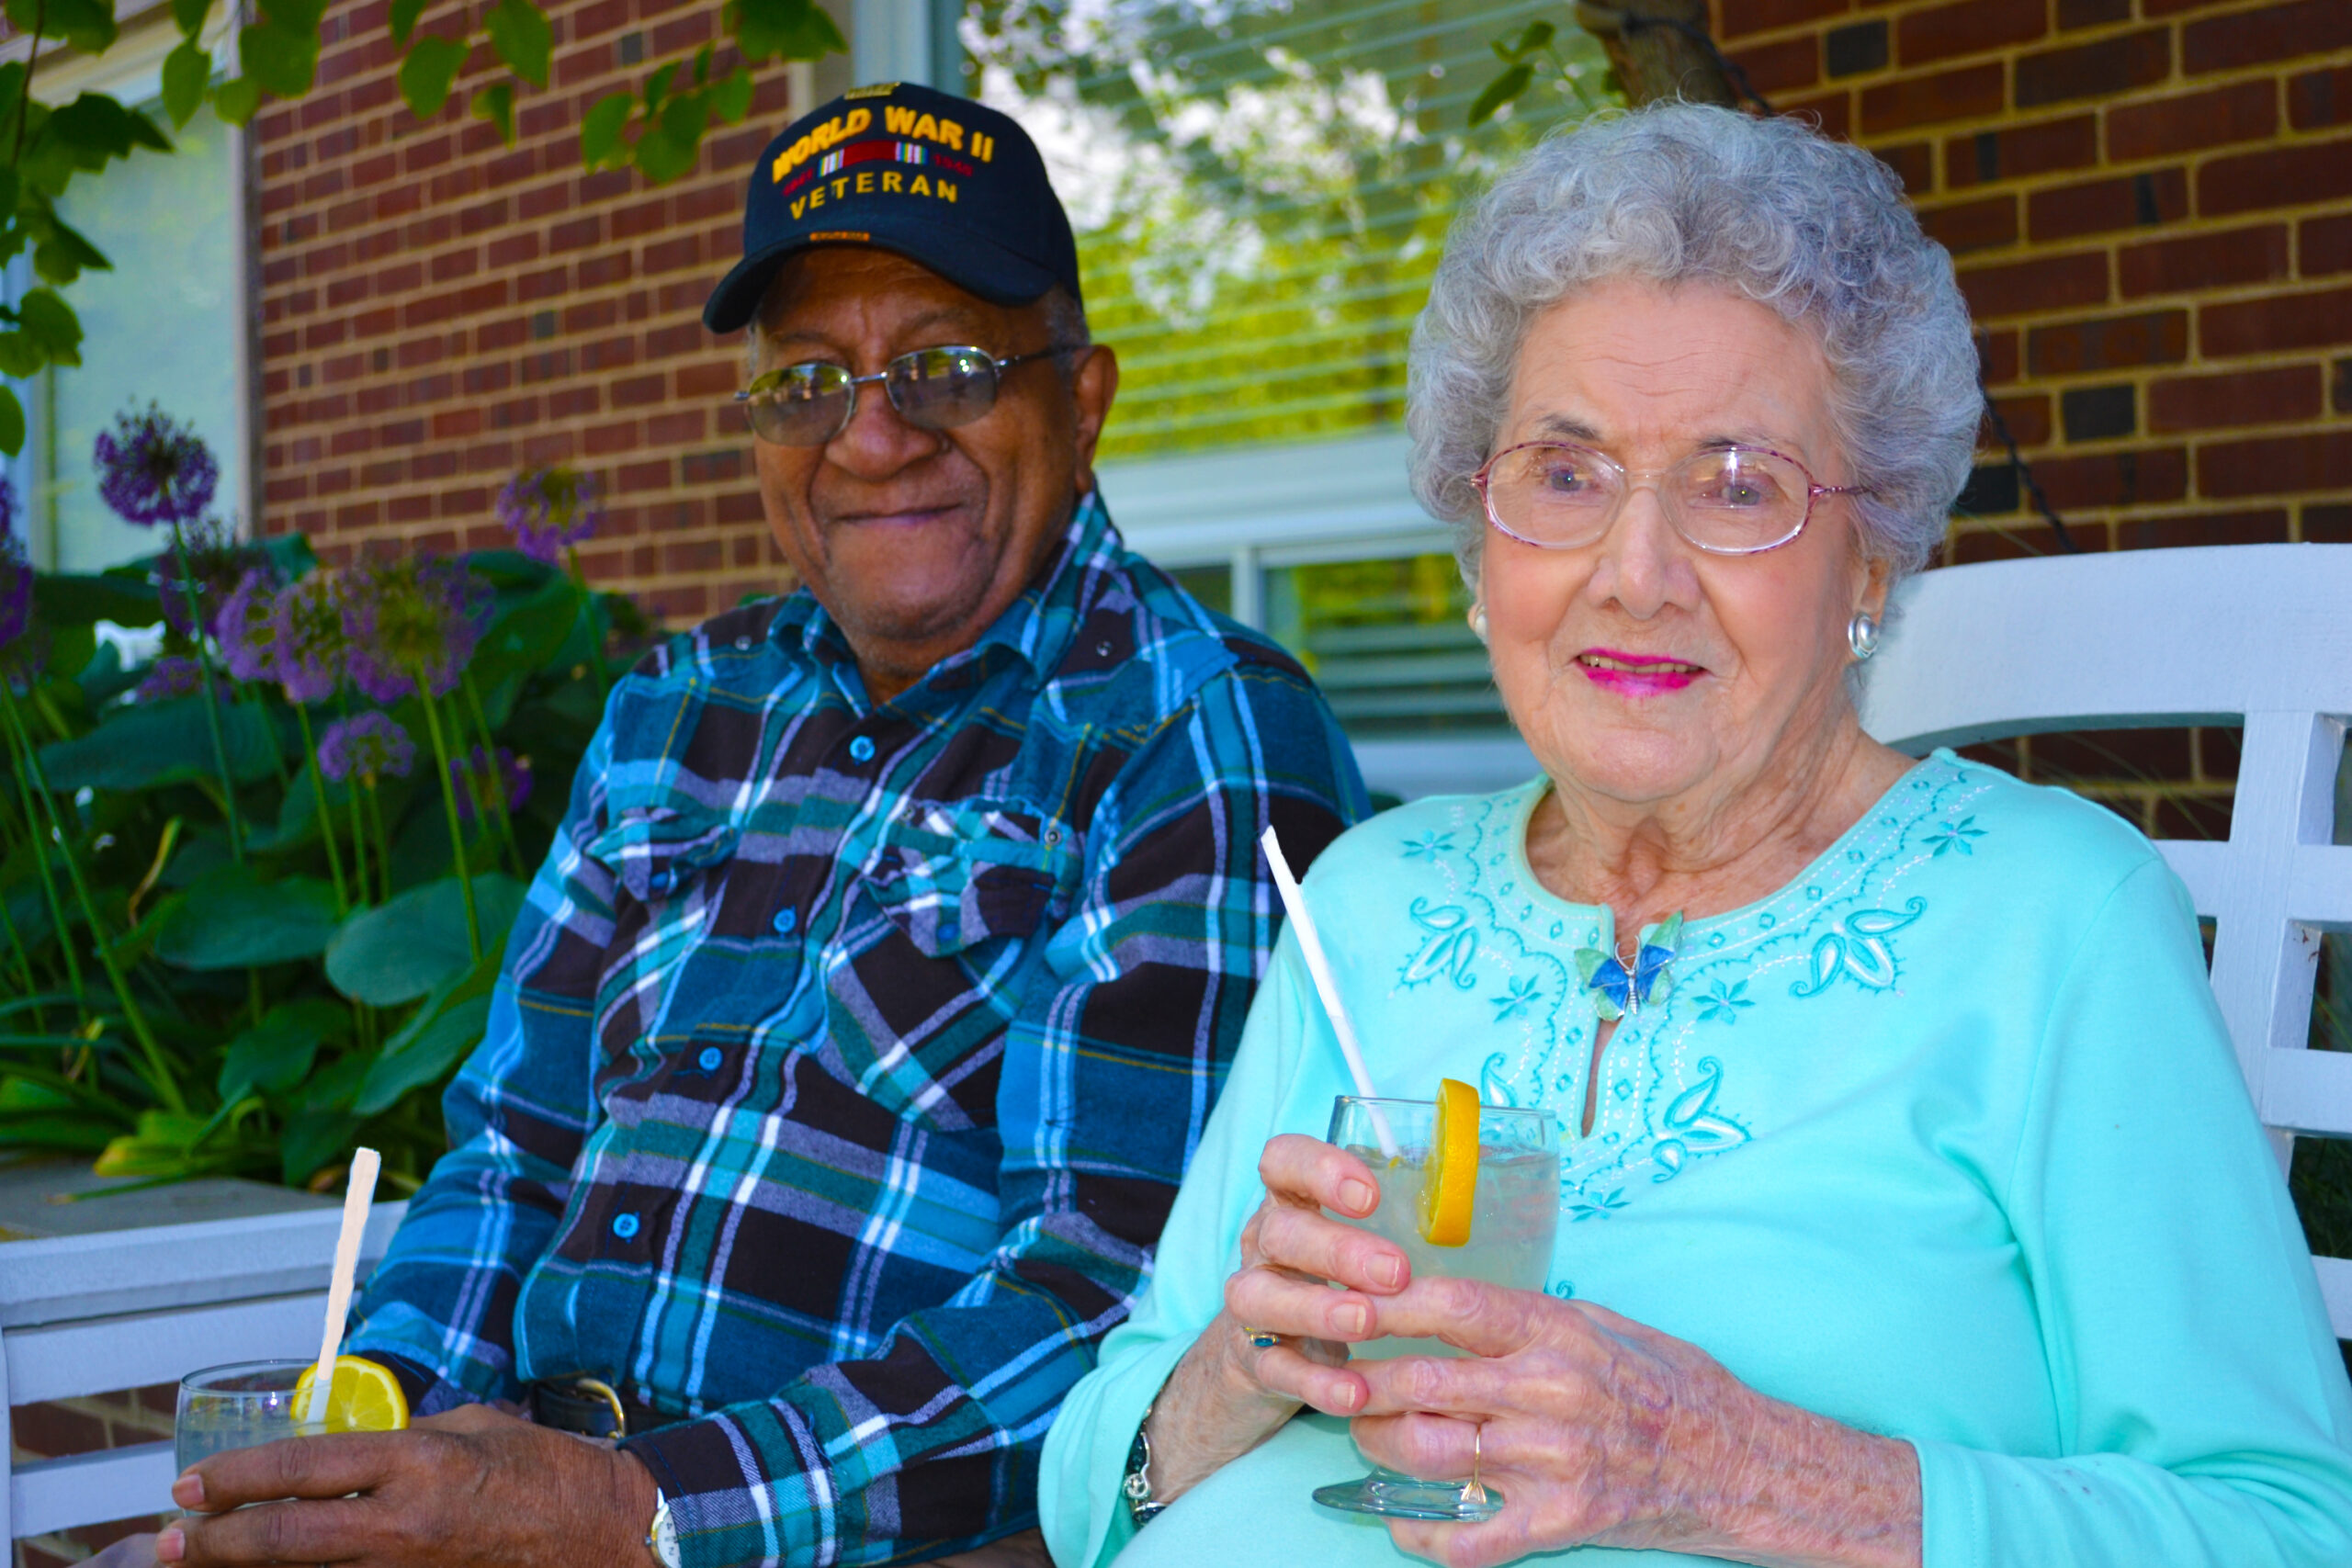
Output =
[
  {"x1": 1713, "y1": 0, "x2": 2352, "y2": 564},
  {"x1": 254, "y1": 0, "x2": 839, "y2": 620},
  {"x1": 10, "y1": 1387, "x2": 175, "y2": 1568}
]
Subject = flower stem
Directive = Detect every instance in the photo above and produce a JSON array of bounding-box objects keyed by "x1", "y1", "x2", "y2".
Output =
[
  {"x1": 169, "y1": 522, "x2": 245, "y2": 864},
  {"x1": 365, "y1": 780, "x2": 393, "y2": 904},
  {"x1": 0, "y1": 684, "x2": 183, "y2": 1112},
  {"x1": 345, "y1": 776, "x2": 372, "y2": 908},
  {"x1": 459, "y1": 671, "x2": 524, "y2": 878},
  {"x1": 1, "y1": 694, "x2": 85, "y2": 1006},
  {"x1": 414, "y1": 683, "x2": 482, "y2": 959},
  {"x1": 566, "y1": 547, "x2": 610, "y2": 705},
  {"x1": 0, "y1": 869, "x2": 45, "y2": 1031},
  {"x1": 292, "y1": 705, "x2": 351, "y2": 914}
]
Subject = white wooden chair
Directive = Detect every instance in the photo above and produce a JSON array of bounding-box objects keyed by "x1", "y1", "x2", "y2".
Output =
[
  {"x1": 2, "y1": 1201, "x2": 405, "y2": 1546},
  {"x1": 1861, "y1": 541, "x2": 2352, "y2": 1336}
]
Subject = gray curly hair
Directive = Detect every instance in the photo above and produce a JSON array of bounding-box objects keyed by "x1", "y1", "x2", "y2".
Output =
[{"x1": 1408, "y1": 102, "x2": 1980, "y2": 584}]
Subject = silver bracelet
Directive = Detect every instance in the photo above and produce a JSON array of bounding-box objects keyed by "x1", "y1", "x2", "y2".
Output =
[{"x1": 1121, "y1": 1399, "x2": 1169, "y2": 1527}]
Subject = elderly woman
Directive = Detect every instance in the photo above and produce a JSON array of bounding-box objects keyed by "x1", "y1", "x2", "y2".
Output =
[{"x1": 1037, "y1": 104, "x2": 2352, "y2": 1568}]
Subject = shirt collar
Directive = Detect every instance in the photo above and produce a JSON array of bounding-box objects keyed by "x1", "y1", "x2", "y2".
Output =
[{"x1": 765, "y1": 489, "x2": 1117, "y2": 689}]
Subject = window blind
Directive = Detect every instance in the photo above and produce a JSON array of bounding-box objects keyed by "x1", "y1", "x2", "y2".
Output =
[{"x1": 963, "y1": 0, "x2": 1616, "y2": 463}]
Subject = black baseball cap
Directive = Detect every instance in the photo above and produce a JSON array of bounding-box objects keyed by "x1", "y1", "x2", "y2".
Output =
[{"x1": 703, "y1": 82, "x2": 1083, "y2": 334}]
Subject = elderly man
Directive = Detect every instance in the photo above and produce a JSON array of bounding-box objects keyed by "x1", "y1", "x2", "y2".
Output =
[{"x1": 154, "y1": 83, "x2": 1365, "y2": 1568}]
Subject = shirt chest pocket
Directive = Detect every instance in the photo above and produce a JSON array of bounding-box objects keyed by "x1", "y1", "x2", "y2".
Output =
[{"x1": 825, "y1": 804, "x2": 1081, "y2": 1128}]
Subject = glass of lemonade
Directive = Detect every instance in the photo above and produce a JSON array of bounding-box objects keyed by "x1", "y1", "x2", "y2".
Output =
[
  {"x1": 175, "y1": 1360, "x2": 329, "y2": 1472},
  {"x1": 1311, "y1": 1092, "x2": 1561, "y2": 1522}
]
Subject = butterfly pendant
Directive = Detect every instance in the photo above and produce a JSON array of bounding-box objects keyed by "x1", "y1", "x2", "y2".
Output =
[{"x1": 1575, "y1": 912, "x2": 1685, "y2": 1021}]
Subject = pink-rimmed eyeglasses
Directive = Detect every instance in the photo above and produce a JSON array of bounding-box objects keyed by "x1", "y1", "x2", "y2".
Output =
[{"x1": 1470, "y1": 441, "x2": 1871, "y2": 556}]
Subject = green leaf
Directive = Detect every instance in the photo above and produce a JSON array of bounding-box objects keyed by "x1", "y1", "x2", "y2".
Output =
[
  {"x1": 469, "y1": 82, "x2": 514, "y2": 145},
  {"x1": 324, "y1": 874, "x2": 525, "y2": 1006},
  {"x1": 217, "y1": 998, "x2": 345, "y2": 1102},
  {"x1": 17, "y1": 288, "x2": 81, "y2": 359},
  {"x1": 263, "y1": 0, "x2": 330, "y2": 35},
  {"x1": 240, "y1": 18, "x2": 319, "y2": 99},
  {"x1": 398, "y1": 34, "x2": 468, "y2": 122},
  {"x1": 727, "y1": 0, "x2": 844, "y2": 64},
  {"x1": 634, "y1": 93, "x2": 707, "y2": 185},
  {"x1": 38, "y1": 696, "x2": 277, "y2": 793},
  {"x1": 470, "y1": 578, "x2": 584, "y2": 689},
  {"x1": 151, "y1": 866, "x2": 343, "y2": 970},
  {"x1": 0, "y1": 387, "x2": 23, "y2": 461},
  {"x1": 0, "y1": 333, "x2": 39, "y2": 380},
  {"x1": 1469, "y1": 62, "x2": 1534, "y2": 127},
  {"x1": 163, "y1": 40, "x2": 211, "y2": 129},
  {"x1": 708, "y1": 64, "x2": 754, "y2": 124},
  {"x1": 356, "y1": 991, "x2": 489, "y2": 1114},
  {"x1": 484, "y1": 0, "x2": 551, "y2": 87},
  {"x1": 1507, "y1": 19, "x2": 1555, "y2": 58},
  {"x1": 172, "y1": 0, "x2": 209, "y2": 36},
  {"x1": 579, "y1": 90, "x2": 633, "y2": 169},
  {"x1": 31, "y1": 570, "x2": 161, "y2": 628},
  {"x1": 388, "y1": 0, "x2": 428, "y2": 47},
  {"x1": 692, "y1": 42, "x2": 713, "y2": 85},
  {"x1": 212, "y1": 76, "x2": 263, "y2": 126},
  {"x1": 280, "y1": 1108, "x2": 358, "y2": 1183},
  {"x1": 42, "y1": 0, "x2": 118, "y2": 55}
]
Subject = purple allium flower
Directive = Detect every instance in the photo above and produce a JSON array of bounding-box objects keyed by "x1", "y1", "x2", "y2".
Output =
[
  {"x1": 132, "y1": 655, "x2": 229, "y2": 704},
  {"x1": 341, "y1": 556, "x2": 493, "y2": 702},
  {"x1": 495, "y1": 467, "x2": 604, "y2": 566},
  {"x1": 269, "y1": 570, "x2": 347, "y2": 705},
  {"x1": 95, "y1": 403, "x2": 220, "y2": 528},
  {"x1": 155, "y1": 517, "x2": 269, "y2": 639},
  {"x1": 0, "y1": 472, "x2": 18, "y2": 549},
  {"x1": 315, "y1": 711, "x2": 416, "y2": 784},
  {"x1": 450, "y1": 744, "x2": 533, "y2": 825},
  {"x1": 215, "y1": 569, "x2": 279, "y2": 683}
]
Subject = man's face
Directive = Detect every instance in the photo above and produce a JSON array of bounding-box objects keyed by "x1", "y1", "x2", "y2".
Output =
[{"x1": 750, "y1": 248, "x2": 1117, "y2": 700}]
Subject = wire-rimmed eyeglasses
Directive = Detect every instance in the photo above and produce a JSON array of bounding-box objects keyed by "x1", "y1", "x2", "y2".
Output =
[
  {"x1": 1471, "y1": 441, "x2": 1870, "y2": 556},
  {"x1": 734, "y1": 344, "x2": 1082, "y2": 446}
]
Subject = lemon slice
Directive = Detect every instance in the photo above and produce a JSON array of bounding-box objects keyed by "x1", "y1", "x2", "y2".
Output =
[
  {"x1": 1418, "y1": 1077, "x2": 1480, "y2": 1247},
  {"x1": 290, "y1": 1356, "x2": 410, "y2": 1434}
]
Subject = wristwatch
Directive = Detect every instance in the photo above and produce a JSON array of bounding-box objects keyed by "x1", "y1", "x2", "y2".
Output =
[{"x1": 647, "y1": 1486, "x2": 680, "y2": 1568}]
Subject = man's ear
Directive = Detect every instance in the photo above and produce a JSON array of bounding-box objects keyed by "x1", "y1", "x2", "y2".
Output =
[{"x1": 1070, "y1": 344, "x2": 1119, "y2": 488}]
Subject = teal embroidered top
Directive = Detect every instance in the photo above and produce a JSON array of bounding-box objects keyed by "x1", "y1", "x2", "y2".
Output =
[{"x1": 1040, "y1": 751, "x2": 2352, "y2": 1567}]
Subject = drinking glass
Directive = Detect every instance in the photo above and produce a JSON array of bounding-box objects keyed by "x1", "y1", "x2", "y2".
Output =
[
  {"x1": 1311, "y1": 1094, "x2": 1560, "y2": 1523},
  {"x1": 175, "y1": 1360, "x2": 327, "y2": 1473}
]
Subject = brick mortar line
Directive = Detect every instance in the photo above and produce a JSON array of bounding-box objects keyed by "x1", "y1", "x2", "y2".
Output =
[{"x1": 1716, "y1": 0, "x2": 2337, "y2": 55}]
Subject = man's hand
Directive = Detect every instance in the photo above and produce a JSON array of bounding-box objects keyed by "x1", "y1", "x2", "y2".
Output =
[{"x1": 158, "y1": 1403, "x2": 661, "y2": 1568}]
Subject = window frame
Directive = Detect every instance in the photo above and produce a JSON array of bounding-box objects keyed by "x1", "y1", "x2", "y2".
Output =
[
  {"x1": 4, "y1": 4, "x2": 253, "y2": 572},
  {"x1": 1099, "y1": 430, "x2": 1539, "y2": 800}
]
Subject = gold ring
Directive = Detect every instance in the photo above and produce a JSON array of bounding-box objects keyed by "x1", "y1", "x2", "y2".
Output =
[
  {"x1": 1464, "y1": 1421, "x2": 1489, "y2": 1506},
  {"x1": 1240, "y1": 1326, "x2": 1282, "y2": 1349}
]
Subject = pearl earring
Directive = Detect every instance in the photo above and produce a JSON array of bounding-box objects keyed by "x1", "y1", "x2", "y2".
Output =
[
  {"x1": 1469, "y1": 604, "x2": 1489, "y2": 644},
  {"x1": 1848, "y1": 610, "x2": 1881, "y2": 660}
]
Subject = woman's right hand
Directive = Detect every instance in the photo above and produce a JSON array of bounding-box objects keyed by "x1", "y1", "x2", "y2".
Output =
[{"x1": 1139, "y1": 1133, "x2": 1413, "y2": 1506}]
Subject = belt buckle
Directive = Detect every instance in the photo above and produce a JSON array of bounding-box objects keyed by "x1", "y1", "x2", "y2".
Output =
[{"x1": 571, "y1": 1376, "x2": 628, "y2": 1438}]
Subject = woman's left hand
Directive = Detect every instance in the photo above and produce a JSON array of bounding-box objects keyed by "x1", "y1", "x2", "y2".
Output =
[{"x1": 1350, "y1": 1277, "x2": 1921, "y2": 1568}]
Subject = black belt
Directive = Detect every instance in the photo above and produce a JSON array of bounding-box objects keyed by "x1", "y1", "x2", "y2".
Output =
[{"x1": 527, "y1": 1377, "x2": 665, "y2": 1438}]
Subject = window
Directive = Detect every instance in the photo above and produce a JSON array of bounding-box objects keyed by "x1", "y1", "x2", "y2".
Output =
[
  {"x1": 16, "y1": 38, "x2": 245, "y2": 573},
  {"x1": 967, "y1": 0, "x2": 1613, "y2": 792}
]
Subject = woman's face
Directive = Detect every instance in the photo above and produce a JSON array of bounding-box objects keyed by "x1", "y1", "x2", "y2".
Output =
[{"x1": 1481, "y1": 276, "x2": 1885, "y2": 814}]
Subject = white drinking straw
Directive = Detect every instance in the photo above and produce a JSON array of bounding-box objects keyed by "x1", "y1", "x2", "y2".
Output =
[
  {"x1": 1260, "y1": 826, "x2": 1397, "y2": 1160},
  {"x1": 301, "y1": 1146, "x2": 381, "y2": 1428}
]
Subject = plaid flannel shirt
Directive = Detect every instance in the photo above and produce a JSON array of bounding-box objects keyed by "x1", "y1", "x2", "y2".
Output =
[{"x1": 345, "y1": 492, "x2": 1367, "y2": 1566}]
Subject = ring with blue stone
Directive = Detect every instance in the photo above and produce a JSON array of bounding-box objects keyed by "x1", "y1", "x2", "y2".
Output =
[{"x1": 1241, "y1": 1326, "x2": 1282, "y2": 1350}]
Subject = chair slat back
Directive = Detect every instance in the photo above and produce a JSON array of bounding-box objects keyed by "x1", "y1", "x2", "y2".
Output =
[
  {"x1": 1861, "y1": 543, "x2": 2352, "y2": 1336},
  {"x1": 1, "y1": 1201, "x2": 407, "y2": 1542}
]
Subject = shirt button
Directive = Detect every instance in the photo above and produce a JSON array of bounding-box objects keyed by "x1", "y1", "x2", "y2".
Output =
[
  {"x1": 848, "y1": 736, "x2": 876, "y2": 763},
  {"x1": 773, "y1": 908, "x2": 797, "y2": 935},
  {"x1": 611, "y1": 1213, "x2": 640, "y2": 1240},
  {"x1": 697, "y1": 1046, "x2": 723, "y2": 1072},
  {"x1": 733, "y1": 636, "x2": 752, "y2": 651}
]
